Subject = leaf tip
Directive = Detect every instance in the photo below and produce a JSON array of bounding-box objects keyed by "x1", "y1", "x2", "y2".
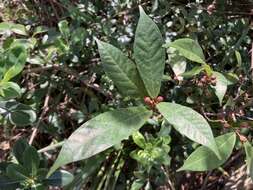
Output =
[
  {"x1": 138, "y1": 5, "x2": 144, "y2": 13},
  {"x1": 46, "y1": 160, "x2": 62, "y2": 178},
  {"x1": 210, "y1": 143, "x2": 222, "y2": 160},
  {"x1": 46, "y1": 166, "x2": 57, "y2": 178},
  {"x1": 94, "y1": 37, "x2": 101, "y2": 44},
  {"x1": 176, "y1": 167, "x2": 184, "y2": 172}
]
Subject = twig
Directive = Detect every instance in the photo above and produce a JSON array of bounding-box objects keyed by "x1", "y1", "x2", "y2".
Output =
[
  {"x1": 29, "y1": 87, "x2": 51, "y2": 145},
  {"x1": 161, "y1": 166, "x2": 176, "y2": 190},
  {"x1": 223, "y1": 149, "x2": 244, "y2": 169},
  {"x1": 251, "y1": 42, "x2": 253, "y2": 79},
  {"x1": 48, "y1": 0, "x2": 60, "y2": 21},
  {"x1": 23, "y1": 65, "x2": 54, "y2": 74},
  {"x1": 204, "y1": 150, "x2": 244, "y2": 189},
  {"x1": 200, "y1": 171, "x2": 213, "y2": 190},
  {"x1": 233, "y1": 84, "x2": 244, "y2": 101},
  {"x1": 200, "y1": 107, "x2": 224, "y2": 123}
]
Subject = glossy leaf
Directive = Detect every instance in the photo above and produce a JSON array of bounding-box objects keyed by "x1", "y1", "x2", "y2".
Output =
[
  {"x1": 48, "y1": 106, "x2": 152, "y2": 176},
  {"x1": 0, "y1": 22, "x2": 27, "y2": 36},
  {"x1": 134, "y1": 6, "x2": 165, "y2": 98},
  {"x1": 13, "y1": 139, "x2": 29, "y2": 165},
  {"x1": 166, "y1": 38, "x2": 205, "y2": 64},
  {"x1": 132, "y1": 131, "x2": 146, "y2": 149},
  {"x1": 65, "y1": 154, "x2": 106, "y2": 189},
  {"x1": 235, "y1": 51, "x2": 242, "y2": 66},
  {"x1": 131, "y1": 179, "x2": 145, "y2": 190},
  {"x1": 203, "y1": 63, "x2": 213, "y2": 76},
  {"x1": 157, "y1": 102, "x2": 220, "y2": 157},
  {"x1": 6, "y1": 164, "x2": 28, "y2": 181},
  {"x1": 0, "y1": 101, "x2": 36, "y2": 126},
  {"x1": 33, "y1": 26, "x2": 48, "y2": 36},
  {"x1": 178, "y1": 132, "x2": 236, "y2": 171},
  {"x1": 10, "y1": 24, "x2": 27, "y2": 36},
  {"x1": 44, "y1": 170, "x2": 74, "y2": 187},
  {"x1": 37, "y1": 168, "x2": 48, "y2": 181},
  {"x1": 9, "y1": 108, "x2": 37, "y2": 126},
  {"x1": 0, "y1": 175, "x2": 20, "y2": 190},
  {"x1": 168, "y1": 51, "x2": 187, "y2": 79},
  {"x1": 212, "y1": 72, "x2": 229, "y2": 105},
  {"x1": 244, "y1": 141, "x2": 253, "y2": 180},
  {"x1": 3, "y1": 45, "x2": 27, "y2": 82},
  {"x1": 0, "y1": 22, "x2": 10, "y2": 33},
  {"x1": 97, "y1": 40, "x2": 145, "y2": 97},
  {"x1": 23, "y1": 146, "x2": 40, "y2": 177},
  {"x1": 224, "y1": 73, "x2": 239, "y2": 85},
  {"x1": 58, "y1": 20, "x2": 70, "y2": 39},
  {"x1": 0, "y1": 82, "x2": 21, "y2": 99}
]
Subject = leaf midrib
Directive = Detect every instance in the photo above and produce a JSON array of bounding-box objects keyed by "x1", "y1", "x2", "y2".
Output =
[{"x1": 103, "y1": 48, "x2": 138, "y2": 89}]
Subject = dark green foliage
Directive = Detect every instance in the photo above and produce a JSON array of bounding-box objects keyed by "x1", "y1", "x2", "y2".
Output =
[{"x1": 1, "y1": 140, "x2": 73, "y2": 189}]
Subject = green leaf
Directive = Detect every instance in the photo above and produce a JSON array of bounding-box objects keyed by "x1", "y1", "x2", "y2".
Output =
[
  {"x1": 131, "y1": 179, "x2": 145, "y2": 190},
  {"x1": 65, "y1": 154, "x2": 106, "y2": 190},
  {"x1": 178, "y1": 132, "x2": 236, "y2": 171},
  {"x1": 224, "y1": 73, "x2": 239, "y2": 85},
  {"x1": 47, "y1": 106, "x2": 152, "y2": 176},
  {"x1": 9, "y1": 108, "x2": 37, "y2": 126},
  {"x1": 0, "y1": 22, "x2": 27, "y2": 36},
  {"x1": 0, "y1": 82, "x2": 21, "y2": 99},
  {"x1": 44, "y1": 170, "x2": 74, "y2": 187},
  {"x1": 180, "y1": 66, "x2": 204, "y2": 78},
  {"x1": 3, "y1": 45, "x2": 27, "y2": 82},
  {"x1": 58, "y1": 20, "x2": 70, "y2": 39},
  {"x1": 96, "y1": 40, "x2": 145, "y2": 97},
  {"x1": 30, "y1": 184, "x2": 46, "y2": 190},
  {"x1": 0, "y1": 101, "x2": 37, "y2": 126},
  {"x1": 37, "y1": 168, "x2": 48, "y2": 181},
  {"x1": 162, "y1": 75, "x2": 172, "y2": 81},
  {"x1": 13, "y1": 139, "x2": 29, "y2": 165},
  {"x1": 0, "y1": 162, "x2": 10, "y2": 173},
  {"x1": 203, "y1": 63, "x2": 213, "y2": 76},
  {"x1": 6, "y1": 164, "x2": 29, "y2": 181},
  {"x1": 10, "y1": 24, "x2": 27, "y2": 36},
  {"x1": 134, "y1": 6, "x2": 165, "y2": 98},
  {"x1": 212, "y1": 72, "x2": 229, "y2": 106},
  {"x1": 166, "y1": 38, "x2": 205, "y2": 64},
  {"x1": 54, "y1": 38, "x2": 69, "y2": 53},
  {"x1": 3, "y1": 37, "x2": 14, "y2": 50},
  {"x1": 168, "y1": 51, "x2": 187, "y2": 78},
  {"x1": 235, "y1": 51, "x2": 242, "y2": 66},
  {"x1": 157, "y1": 102, "x2": 220, "y2": 158},
  {"x1": 71, "y1": 28, "x2": 87, "y2": 44},
  {"x1": 244, "y1": 141, "x2": 253, "y2": 180},
  {"x1": 33, "y1": 26, "x2": 48, "y2": 36},
  {"x1": 23, "y1": 146, "x2": 40, "y2": 177},
  {"x1": 0, "y1": 22, "x2": 11, "y2": 33},
  {"x1": 0, "y1": 175, "x2": 20, "y2": 190},
  {"x1": 132, "y1": 131, "x2": 146, "y2": 149}
]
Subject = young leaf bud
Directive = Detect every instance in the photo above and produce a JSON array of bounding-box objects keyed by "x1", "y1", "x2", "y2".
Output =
[
  {"x1": 207, "y1": 4, "x2": 216, "y2": 15},
  {"x1": 144, "y1": 97, "x2": 152, "y2": 105},
  {"x1": 211, "y1": 75, "x2": 216, "y2": 80},
  {"x1": 156, "y1": 96, "x2": 164, "y2": 103},
  {"x1": 239, "y1": 134, "x2": 247, "y2": 143}
]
